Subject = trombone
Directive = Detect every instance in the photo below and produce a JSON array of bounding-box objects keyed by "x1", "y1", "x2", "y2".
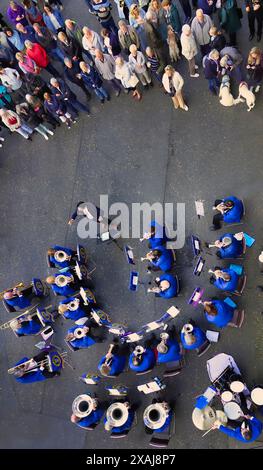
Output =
[
  {"x1": 0, "y1": 304, "x2": 53, "y2": 331},
  {"x1": 0, "y1": 282, "x2": 26, "y2": 301}
]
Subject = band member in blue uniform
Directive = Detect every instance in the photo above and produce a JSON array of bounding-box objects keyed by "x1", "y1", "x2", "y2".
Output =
[
  {"x1": 98, "y1": 342, "x2": 127, "y2": 377},
  {"x1": 9, "y1": 349, "x2": 62, "y2": 384},
  {"x1": 141, "y1": 245, "x2": 174, "y2": 272},
  {"x1": 140, "y1": 220, "x2": 169, "y2": 249},
  {"x1": 211, "y1": 233, "x2": 244, "y2": 259},
  {"x1": 10, "y1": 314, "x2": 44, "y2": 336},
  {"x1": 211, "y1": 196, "x2": 244, "y2": 230},
  {"x1": 213, "y1": 415, "x2": 263, "y2": 443},
  {"x1": 46, "y1": 270, "x2": 81, "y2": 296},
  {"x1": 65, "y1": 320, "x2": 105, "y2": 350},
  {"x1": 47, "y1": 245, "x2": 77, "y2": 269},
  {"x1": 3, "y1": 286, "x2": 33, "y2": 311},
  {"x1": 180, "y1": 322, "x2": 207, "y2": 351},
  {"x1": 209, "y1": 266, "x2": 239, "y2": 293},
  {"x1": 104, "y1": 402, "x2": 135, "y2": 433},
  {"x1": 129, "y1": 344, "x2": 156, "y2": 373},
  {"x1": 156, "y1": 330, "x2": 182, "y2": 364},
  {"x1": 58, "y1": 293, "x2": 94, "y2": 321},
  {"x1": 71, "y1": 408, "x2": 104, "y2": 429},
  {"x1": 144, "y1": 400, "x2": 172, "y2": 434},
  {"x1": 203, "y1": 299, "x2": 234, "y2": 328},
  {"x1": 148, "y1": 273, "x2": 179, "y2": 298}
]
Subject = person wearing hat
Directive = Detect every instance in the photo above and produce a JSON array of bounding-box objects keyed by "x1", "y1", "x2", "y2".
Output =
[
  {"x1": 148, "y1": 273, "x2": 179, "y2": 298},
  {"x1": 98, "y1": 342, "x2": 127, "y2": 377},
  {"x1": 162, "y1": 65, "x2": 188, "y2": 111},
  {"x1": 180, "y1": 24, "x2": 199, "y2": 78},
  {"x1": 180, "y1": 322, "x2": 207, "y2": 350},
  {"x1": 213, "y1": 415, "x2": 263, "y2": 443},
  {"x1": 212, "y1": 233, "x2": 244, "y2": 259},
  {"x1": 203, "y1": 299, "x2": 234, "y2": 328},
  {"x1": 209, "y1": 266, "x2": 239, "y2": 293},
  {"x1": 129, "y1": 344, "x2": 156, "y2": 373},
  {"x1": 141, "y1": 245, "x2": 174, "y2": 272},
  {"x1": 211, "y1": 196, "x2": 244, "y2": 230},
  {"x1": 156, "y1": 331, "x2": 182, "y2": 364}
]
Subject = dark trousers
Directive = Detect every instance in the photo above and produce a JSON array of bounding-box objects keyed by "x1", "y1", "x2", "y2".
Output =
[
  {"x1": 200, "y1": 43, "x2": 211, "y2": 57},
  {"x1": 67, "y1": 98, "x2": 90, "y2": 114},
  {"x1": 46, "y1": 63, "x2": 61, "y2": 77},
  {"x1": 100, "y1": 17, "x2": 118, "y2": 35},
  {"x1": 69, "y1": 79, "x2": 92, "y2": 99},
  {"x1": 228, "y1": 31, "x2": 237, "y2": 46},
  {"x1": 109, "y1": 78, "x2": 122, "y2": 92},
  {"x1": 212, "y1": 199, "x2": 223, "y2": 229},
  {"x1": 248, "y1": 11, "x2": 263, "y2": 36},
  {"x1": 179, "y1": 0, "x2": 192, "y2": 20}
]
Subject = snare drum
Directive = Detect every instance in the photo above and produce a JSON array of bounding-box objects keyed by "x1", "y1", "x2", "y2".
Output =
[
  {"x1": 251, "y1": 387, "x2": 263, "y2": 406},
  {"x1": 230, "y1": 381, "x2": 245, "y2": 394},
  {"x1": 223, "y1": 401, "x2": 242, "y2": 420}
]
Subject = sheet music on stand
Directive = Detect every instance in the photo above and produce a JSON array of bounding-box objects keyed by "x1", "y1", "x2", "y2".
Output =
[
  {"x1": 124, "y1": 245, "x2": 135, "y2": 265},
  {"x1": 195, "y1": 200, "x2": 205, "y2": 218}
]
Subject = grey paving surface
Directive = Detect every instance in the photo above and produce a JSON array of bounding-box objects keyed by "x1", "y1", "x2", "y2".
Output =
[{"x1": 0, "y1": 0, "x2": 263, "y2": 450}]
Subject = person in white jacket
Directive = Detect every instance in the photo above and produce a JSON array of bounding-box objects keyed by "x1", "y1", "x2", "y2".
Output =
[
  {"x1": 191, "y1": 9, "x2": 213, "y2": 57},
  {"x1": 115, "y1": 56, "x2": 142, "y2": 100},
  {"x1": 128, "y1": 44, "x2": 152, "y2": 88},
  {"x1": 82, "y1": 26, "x2": 104, "y2": 57},
  {"x1": 162, "y1": 65, "x2": 188, "y2": 110},
  {"x1": 180, "y1": 24, "x2": 199, "y2": 78},
  {"x1": 0, "y1": 66, "x2": 23, "y2": 91}
]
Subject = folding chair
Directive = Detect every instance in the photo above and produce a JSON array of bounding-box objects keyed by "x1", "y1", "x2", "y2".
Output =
[
  {"x1": 197, "y1": 339, "x2": 211, "y2": 357},
  {"x1": 227, "y1": 310, "x2": 245, "y2": 328},
  {"x1": 80, "y1": 422, "x2": 98, "y2": 431},
  {"x1": 149, "y1": 410, "x2": 175, "y2": 448},
  {"x1": 2, "y1": 300, "x2": 16, "y2": 313},
  {"x1": 234, "y1": 275, "x2": 247, "y2": 296},
  {"x1": 163, "y1": 360, "x2": 183, "y2": 378},
  {"x1": 136, "y1": 368, "x2": 153, "y2": 376},
  {"x1": 110, "y1": 430, "x2": 129, "y2": 439}
]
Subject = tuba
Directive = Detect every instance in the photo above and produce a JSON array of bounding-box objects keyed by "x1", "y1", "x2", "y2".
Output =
[
  {"x1": 143, "y1": 402, "x2": 170, "y2": 430},
  {"x1": 54, "y1": 250, "x2": 70, "y2": 263},
  {"x1": 72, "y1": 394, "x2": 97, "y2": 418},
  {"x1": 106, "y1": 402, "x2": 129, "y2": 428}
]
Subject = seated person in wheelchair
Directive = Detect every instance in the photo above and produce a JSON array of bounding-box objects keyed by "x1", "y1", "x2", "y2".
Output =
[
  {"x1": 180, "y1": 322, "x2": 207, "y2": 351},
  {"x1": 211, "y1": 196, "x2": 244, "y2": 230},
  {"x1": 47, "y1": 245, "x2": 78, "y2": 269},
  {"x1": 148, "y1": 273, "x2": 179, "y2": 299},
  {"x1": 213, "y1": 234, "x2": 243, "y2": 259},
  {"x1": 141, "y1": 246, "x2": 174, "y2": 272},
  {"x1": 209, "y1": 267, "x2": 239, "y2": 292},
  {"x1": 129, "y1": 342, "x2": 156, "y2": 373},
  {"x1": 98, "y1": 341, "x2": 127, "y2": 377}
]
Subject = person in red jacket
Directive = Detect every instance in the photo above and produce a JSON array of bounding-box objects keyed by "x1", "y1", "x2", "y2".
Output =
[{"x1": 24, "y1": 40, "x2": 60, "y2": 77}]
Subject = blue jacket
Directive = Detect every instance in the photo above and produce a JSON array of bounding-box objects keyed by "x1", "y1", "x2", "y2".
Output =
[
  {"x1": 43, "y1": 10, "x2": 64, "y2": 34},
  {"x1": 14, "y1": 357, "x2": 47, "y2": 384},
  {"x1": 98, "y1": 353, "x2": 126, "y2": 376},
  {"x1": 50, "y1": 79, "x2": 77, "y2": 103},
  {"x1": 0, "y1": 85, "x2": 12, "y2": 109},
  {"x1": 51, "y1": 271, "x2": 76, "y2": 296},
  {"x1": 204, "y1": 58, "x2": 219, "y2": 79},
  {"x1": 218, "y1": 233, "x2": 243, "y2": 259},
  {"x1": 219, "y1": 418, "x2": 263, "y2": 443},
  {"x1": 76, "y1": 408, "x2": 104, "y2": 428},
  {"x1": 5, "y1": 295, "x2": 31, "y2": 310},
  {"x1": 148, "y1": 221, "x2": 169, "y2": 249},
  {"x1": 155, "y1": 410, "x2": 173, "y2": 433},
  {"x1": 205, "y1": 299, "x2": 234, "y2": 328},
  {"x1": 213, "y1": 268, "x2": 239, "y2": 292},
  {"x1": 181, "y1": 326, "x2": 206, "y2": 350},
  {"x1": 105, "y1": 409, "x2": 135, "y2": 433},
  {"x1": 15, "y1": 319, "x2": 43, "y2": 336},
  {"x1": 222, "y1": 196, "x2": 244, "y2": 223},
  {"x1": 59, "y1": 297, "x2": 89, "y2": 321},
  {"x1": 150, "y1": 245, "x2": 173, "y2": 272},
  {"x1": 44, "y1": 95, "x2": 67, "y2": 117},
  {"x1": 49, "y1": 245, "x2": 74, "y2": 269},
  {"x1": 156, "y1": 273, "x2": 179, "y2": 299},
  {"x1": 197, "y1": 0, "x2": 215, "y2": 15},
  {"x1": 129, "y1": 347, "x2": 156, "y2": 372},
  {"x1": 157, "y1": 338, "x2": 182, "y2": 364},
  {"x1": 19, "y1": 26, "x2": 36, "y2": 44},
  {"x1": 67, "y1": 325, "x2": 96, "y2": 349},
  {"x1": 80, "y1": 66, "x2": 103, "y2": 89}
]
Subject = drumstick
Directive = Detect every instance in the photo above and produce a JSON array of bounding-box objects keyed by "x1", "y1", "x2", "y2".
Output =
[{"x1": 202, "y1": 427, "x2": 214, "y2": 437}]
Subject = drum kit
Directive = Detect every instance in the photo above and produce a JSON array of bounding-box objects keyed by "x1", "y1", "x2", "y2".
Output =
[
  {"x1": 72, "y1": 394, "x2": 98, "y2": 418},
  {"x1": 106, "y1": 402, "x2": 129, "y2": 429},
  {"x1": 251, "y1": 387, "x2": 263, "y2": 406},
  {"x1": 143, "y1": 402, "x2": 170, "y2": 431}
]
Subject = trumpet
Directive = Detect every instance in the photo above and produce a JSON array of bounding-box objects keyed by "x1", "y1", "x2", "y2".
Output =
[{"x1": 0, "y1": 282, "x2": 26, "y2": 301}]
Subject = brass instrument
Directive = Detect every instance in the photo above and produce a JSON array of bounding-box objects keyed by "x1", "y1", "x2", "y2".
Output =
[
  {"x1": 0, "y1": 304, "x2": 39, "y2": 331},
  {"x1": 106, "y1": 402, "x2": 129, "y2": 428},
  {"x1": 8, "y1": 351, "x2": 67, "y2": 375},
  {"x1": 54, "y1": 250, "x2": 70, "y2": 263},
  {"x1": 157, "y1": 332, "x2": 169, "y2": 354},
  {"x1": 143, "y1": 402, "x2": 170, "y2": 430},
  {"x1": 0, "y1": 282, "x2": 26, "y2": 301},
  {"x1": 72, "y1": 394, "x2": 97, "y2": 418},
  {"x1": 73, "y1": 327, "x2": 86, "y2": 339},
  {"x1": 55, "y1": 275, "x2": 70, "y2": 287},
  {"x1": 68, "y1": 299, "x2": 80, "y2": 311}
]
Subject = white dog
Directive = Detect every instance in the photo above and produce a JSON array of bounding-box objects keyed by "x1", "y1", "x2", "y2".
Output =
[
  {"x1": 219, "y1": 75, "x2": 236, "y2": 106},
  {"x1": 236, "y1": 81, "x2": 256, "y2": 112}
]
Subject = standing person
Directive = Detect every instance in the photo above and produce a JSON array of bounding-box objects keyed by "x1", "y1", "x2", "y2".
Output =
[
  {"x1": 246, "y1": 46, "x2": 263, "y2": 92},
  {"x1": 0, "y1": 108, "x2": 33, "y2": 139},
  {"x1": 129, "y1": 44, "x2": 152, "y2": 88},
  {"x1": 7, "y1": 1, "x2": 28, "y2": 27},
  {"x1": 24, "y1": 73, "x2": 51, "y2": 99},
  {"x1": 145, "y1": 46, "x2": 165, "y2": 82},
  {"x1": 91, "y1": 0, "x2": 118, "y2": 35},
  {"x1": 118, "y1": 19, "x2": 140, "y2": 55},
  {"x1": 57, "y1": 31, "x2": 81, "y2": 60},
  {"x1": 167, "y1": 25, "x2": 180, "y2": 63},
  {"x1": 197, "y1": 0, "x2": 215, "y2": 16},
  {"x1": 0, "y1": 84, "x2": 14, "y2": 110},
  {"x1": 144, "y1": 11, "x2": 167, "y2": 62},
  {"x1": 16, "y1": 22, "x2": 36, "y2": 43},
  {"x1": 79, "y1": 61, "x2": 110, "y2": 104},
  {"x1": 26, "y1": 93, "x2": 59, "y2": 128},
  {"x1": 22, "y1": 0, "x2": 44, "y2": 26},
  {"x1": 115, "y1": 55, "x2": 142, "y2": 99},
  {"x1": 63, "y1": 57, "x2": 91, "y2": 100},
  {"x1": 94, "y1": 49, "x2": 122, "y2": 96},
  {"x1": 162, "y1": 0, "x2": 182, "y2": 36},
  {"x1": 49, "y1": 77, "x2": 90, "y2": 115},
  {"x1": 218, "y1": 0, "x2": 242, "y2": 46},
  {"x1": 65, "y1": 19, "x2": 83, "y2": 47},
  {"x1": 191, "y1": 9, "x2": 213, "y2": 57},
  {"x1": 15, "y1": 51, "x2": 40, "y2": 74},
  {"x1": 204, "y1": 48, "x2": 220, "y2": 94},
  {"x1": 82, "y1": 26, "x2": 104, "y2": 58},
  {"x1": 0, "y1": 41, "x2": 16, "y2": 69},
  {"x1": 245, "y1": 0, "x2": 263, "y2": 42},
  {"x1": 25, "y1": 40, "x2": 60, "y2": 76},
  {"x1": 0, "y1": 66, "x2": 23, "y2": 94},
  {"x1": 4, "y1": 27, "x2": 25, "y2": 52},
  {"x1": 42, "y1": 5, "x2": 64, "y2": 34},
  {"x1": 129, "y1": 4, "x2": 147, "y2": 51},
  {"x1": 162, "y1": 64, "x2": 188, "y2": 110},
  {"x1": 114, "y1": 0, "x2": 133, "y2": 21},
  {"x1": 209, "y1": 26, "x2": 226, "y2": 51},
  {"x1": 180, "y1": 24, "x2": 199, "y2": 77},
  {"x1": 147, "y1": 0, "x2": 167, "y2": 40},
  {"x1": 101, "y1": 28, "x2": 121, "y2": 57},
  {"x1": 32, "y1": 23, "x2": 65, "y2": 63},
  {"x1": 43, "y1": 91, "x2": 77, "y2": 128},
  {"x1": 16, "y1": 102, "x2": 54, "y2": 139}
]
